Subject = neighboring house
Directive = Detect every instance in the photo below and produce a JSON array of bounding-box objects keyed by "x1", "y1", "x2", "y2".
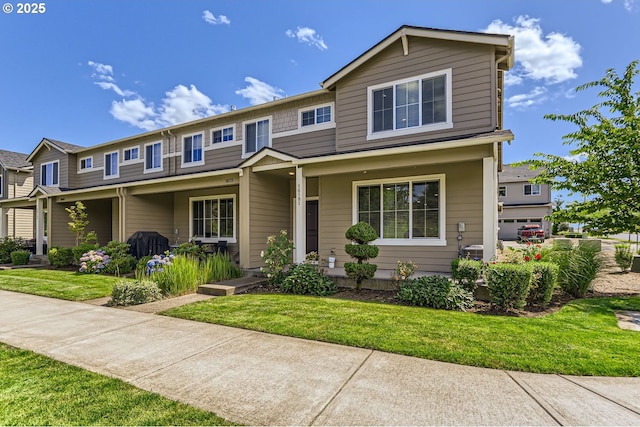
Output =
[
  {"x1": 0, "y1": 149, "x2": 33, "y2": 240},
  {"x1": 0, "y1": 25, "x2": 514, "y2": 272},
  {"x1": 498, "y1": 164, "x2": 552, "y2": 240}
]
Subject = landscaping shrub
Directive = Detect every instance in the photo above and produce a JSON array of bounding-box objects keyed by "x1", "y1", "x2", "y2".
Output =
[
  {"x1": 71, "y1": 242, "x2": 99, "y2": 266},
  {"x1": 261, "y1": 230, "x2": 294, "y2": 286},
  {"x1": 153, "y1": 255, "x2": 202, "y2": 296},
  {"x1": 109, "y1": 279, "x2": 163, "y2": 306},
  {"x1": 451, "y1": 258, "x2": 483, "y2": 292},
  {"x1": 391, "y1": 260, "x2": 418, "y2": 290},
  {"x1": 397, "y1": 275, "x2": 474, "y2": 311},
  {"x1": 0, "y1": 237, "x2": 25, "y2": 264},
  {"x1": 78, "y1": 250, "x2": 110, "y2": 274},
  {"x1": 203, "y1": 252, "x2": 243, "y2": 283},
  {"x1": 134, "y1": 255, "x2": 154, "y2": 279},
  {"x1": 614, "y1": 244, "x2": 634, "y2": 272},
  {"x1": 485, "y1": 263, "x2": 532, "y2": 310},
  {"x1": 101, "y1": 241, "x2": 136, "y2": 275},
  {"x1": 47, "y1": 247, "x2": 73, "y2": 267},
  {"x1": 344, "y1": 222, "x2": 379, "y2": 290},
  {"x1": 10, "y1": 249, "x2": 31, "y2": 266},
  {"x1": 279, "y1": 263, "x2": 337, "y2": 296},
  {"x1": 552, "y1": 244, "x2": 602, "y2": 298},
  {"x1": 527, "y1": 262, "x2": 558, "y2": 306},
  {"x1": 173, "y1": 241, "x2": 206, "y2": 261}
]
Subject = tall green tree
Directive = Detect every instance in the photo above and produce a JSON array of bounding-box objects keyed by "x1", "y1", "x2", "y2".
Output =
[{"x1": 518, "y1": 60, "x2": 640, "y2": 234}]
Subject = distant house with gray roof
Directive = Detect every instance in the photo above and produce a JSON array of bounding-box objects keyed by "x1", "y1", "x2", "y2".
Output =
[{"x1": 0, "y1": 148, "x2": 34, "y2": 239}]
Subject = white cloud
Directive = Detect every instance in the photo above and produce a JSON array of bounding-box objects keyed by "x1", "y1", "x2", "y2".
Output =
[
  {"x1": 94, "y1": 82, "x2": 136, "y2": 97},
  {"x1": 602, "y1": 0, "x2": 637, "y2": 11},
  {"x1": 506, "y1": 86, "x2": 548, "y2": 109},
  {"x1": 156, "y1": 84, "x2": 229, "y2": 126},
  {"x1": 286, "y1": 26, "x2": 328, "y2": 51},
  {"x1": 235, "y1": 77, "x2": 285, "y2": 106},
  {"x1": 202, "y1": 10, "x2": 230, "y2": 25},
  {"x1": 87, "y1": 60, "x2": 114, "y2": 82},
  {"x1": 563, "y1": 153, "x2": 588, "y2": 162},
  {"x1": 601, "y1": 0, "x2": 613, "y2": 3},
  {"x1": 110, "y1": 98, "x2": 158, "y2": 131},
  {"x1": 484, "y1": 16, "x2": 582, "y2": 85}
]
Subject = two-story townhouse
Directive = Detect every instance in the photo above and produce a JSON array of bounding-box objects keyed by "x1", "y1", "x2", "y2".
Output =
[
  {"x1": 0, "y1": 25, "x2": 514, "y2": 272},
  {"x1": 498, "y1": 164, "x2": 552, "y2": 240},
  {"x1": 0, "y1": 149, "x2": 33, "y2": 240}
]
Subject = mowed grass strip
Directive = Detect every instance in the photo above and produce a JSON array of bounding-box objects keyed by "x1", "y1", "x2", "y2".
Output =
[
  {"x1": 0, "y1": 343, "x2": 234, "y2": 426},
  {"x1": 0, "y1": 269, "x2": 122, "y2": 301},
  {"x1": 163, "y1": 294, "x2": 640, "y2": 377}
]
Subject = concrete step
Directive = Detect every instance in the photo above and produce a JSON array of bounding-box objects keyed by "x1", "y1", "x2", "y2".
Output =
[{"x1": 197, "y1": 275, "x2": 267, "y2": 296}]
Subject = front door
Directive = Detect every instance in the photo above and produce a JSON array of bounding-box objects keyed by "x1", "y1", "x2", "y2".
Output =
[{"x1": 306, "y1": 200, "x2": 318, "y2": 254}]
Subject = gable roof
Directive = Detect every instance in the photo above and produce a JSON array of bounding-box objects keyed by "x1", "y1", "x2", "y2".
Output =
[
  {"x1": 26, "y1": 138, "x2": 85, "y2": 162},
  {"x1": 498, "y1": 164, "x2": 542, "y2": 183},
  {"x1": 321, "y1": 25, "x2": 514, "y2": 90},
  {"x1": 0, "y1": 148, "x2": 31, "y2": 171}
]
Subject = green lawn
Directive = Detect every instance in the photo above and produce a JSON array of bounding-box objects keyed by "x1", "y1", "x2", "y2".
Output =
[
  {"x1": 0, "y1": 343, "x2": 234, "y2": 426},
  {"x1": 0, "y1": 269, "x2": 124, "y2": 301},
  {"x1": 163, "y1": 294, "x2": 640, "y2": 377}
]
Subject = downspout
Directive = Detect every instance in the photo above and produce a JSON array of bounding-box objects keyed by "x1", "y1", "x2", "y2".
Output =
[{"x1": 166, "y1": 129, "x2": 174, "y2": 176}]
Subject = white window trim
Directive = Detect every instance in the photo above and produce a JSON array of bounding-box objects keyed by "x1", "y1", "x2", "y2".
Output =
[
  {"x1": 122, "y1": 145, "x2": 140, "y2": 164},
  {"x1": 523, "y1": 183, "x2": 541, "y2": 196},
  {"x1": 103, "y1": 151, "x2": 119, "y2": 179},
  {"x1": 352, "y1": 174, "x2": 447, "y2": 246},
  {"x1": 498, "y1": 185, "x2": 507, "y2": 197},
  {"x1": 366, "y1": 69, "x2": 453, "y2": 141},
  {"x1": 210, "y1": 125, "x2": 237, "y2": 148},
  {"x1": 181, "y1": 132, "x2": 205, "y2": 168},
  {"x1": 0, "y1": 175, "x2": 3, "y2": 198},
  {"x1": 40, "y1": 160, "x2": 59, "y2": 187},
  {"x1": 241, "y1": 116, "x2": 272, "y2": 158},
  {"x1": 143, "y1": 141, "x2": 163, "y2": 174},
  {"x1": 78, "y1": 156, "x2": 93, "y2": 173},
  {"x1": 299, "y1": 102, "x2": 335, "y2": 129},
  {"x1": 188, "y1": 194, "x2": 237, "y2": 243}
]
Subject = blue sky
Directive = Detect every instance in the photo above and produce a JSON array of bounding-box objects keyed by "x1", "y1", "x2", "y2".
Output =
[{"x1": 0, "y1": 0, "x2": 638, "y2": 166}]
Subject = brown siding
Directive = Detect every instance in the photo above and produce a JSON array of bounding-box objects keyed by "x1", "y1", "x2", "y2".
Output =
[
  {"x1": 335, "y1": 37, "x2": 495, "y2": 152},
  {"x1": 247, "y1": 172, "x2": 291, "y2": 267},
  {"x1": 7, "y1": 208, "x2": 33, "y2": 239},
  {"x1": 124, "y1": 193, "x2": 174, "y2": 241},
  {"x1": 83, "y1": 199, "x2": 113, "y2": 247},
  {"x1": 32, "y1": 149, "x2": 70, "y2": 188},
  {"x1": 318, "y1": 160, "x2": 483, "y2": 272},
  {"x1": 48, "y1": 201, "x2": 76, "y2": 248},
  {"x1": 273, "y1": 128, "x2": 336, "y2": 158},
  {"x1": 8, "y1": 171, "x2": 32, "y2": 198}
]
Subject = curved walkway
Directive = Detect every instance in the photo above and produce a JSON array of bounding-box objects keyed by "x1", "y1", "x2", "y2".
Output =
[{"x1": 1, "y1": 290, "x2": 639, "y2": 426}]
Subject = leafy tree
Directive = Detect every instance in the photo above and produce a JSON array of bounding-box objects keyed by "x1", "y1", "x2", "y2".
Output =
[
  {"x1": 66, "y1": 201, "x2": 97, "y2": 246},
  {"x1": 517, "y1": 60, "x2": 640, "y2": 235}
]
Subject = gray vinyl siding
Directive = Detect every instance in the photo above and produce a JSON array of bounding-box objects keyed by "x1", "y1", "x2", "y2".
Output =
[
  {"x1": 498, "y1": 181, "x2": 552, "y2": 206},
  {"x1": 273, "y1": 128, "x2": 336, "y2": 158},
  {"x1": 247, "y1": 172, "x2": 291, "y2": 267},
  {"x1": 334, "y1": 37, "x2": 496, "y2": 152},
  {"x1": 124, "y1": 193, "x2": 174, "y2": 242},
  {"x1": 318, "y1": 160, "x2": 483, "y2": 272}
]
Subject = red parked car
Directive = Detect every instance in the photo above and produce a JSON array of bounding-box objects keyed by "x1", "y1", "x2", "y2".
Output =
[{"x1": 517, "y1": 224, "x2": 545, "y2": 242}]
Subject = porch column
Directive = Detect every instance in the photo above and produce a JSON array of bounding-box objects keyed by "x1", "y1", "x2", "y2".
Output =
[
  {"x1": 482, "y1": 156, "x2": 497, "y2": 261},
  {"x1": 0, "y1": 207, "x2": 7, "y2": 238},
  {"x1": 35, "y1": 197, "x2": 45, "y2": 255},
  {"x1": 294, "y1": 166, "x2": 306, "y2": 263}
]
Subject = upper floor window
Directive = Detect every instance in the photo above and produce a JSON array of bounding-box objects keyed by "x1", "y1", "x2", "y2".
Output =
[
  {"x1": 212, "y1": 126, "x2": 234, "y2": 144},
  {"x1": 244, "y1": 118, "x2": 270, "y2": 157},
  {"x1": 301, "y1": 105, "x2": 332, "y2": 127},
  {"x1": 354, "y1": 175, "x2": 446, "y2": 246},
  {"x1": 183, "y1": 133, "x2": 203, "y2": 166},
  {"x1": 524, "y1": 184, "x2": 541, "y2": 196},
  {"x1": 79, "y1": 157, "x2": 93, "y2": 171},
  {"x1": 104, "y1": 151, "x2": 119, "y2": 179},
  {"x1": 145, "y1": 141, "x2": 162, "y2": 172},
  {"x1": 367, "y1": 69, "x2": 452, "y2": 140},
  {"x1": 123, "y1": 147, "x2": 139, "y2": 162},
  {"x1": 41, "y1": 161, "x2": 59, "y2": 186},
  {"x1": 498, "y1": 186, "x2": 507, "y2": 197}
]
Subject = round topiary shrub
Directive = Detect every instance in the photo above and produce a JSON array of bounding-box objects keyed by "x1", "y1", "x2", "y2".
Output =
[{"x1": 344, "y1": 222, "x2": 379, "y2": 291}]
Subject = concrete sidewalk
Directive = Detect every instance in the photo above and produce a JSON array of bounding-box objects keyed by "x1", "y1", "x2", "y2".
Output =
[{"x1": 1, "y1": 290, "x2": 639, "y2": 426}]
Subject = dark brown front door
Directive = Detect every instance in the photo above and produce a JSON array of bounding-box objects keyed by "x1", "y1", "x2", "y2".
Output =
[{"x1": 306, "y1": 200, "x2": 318, "y2": 254}]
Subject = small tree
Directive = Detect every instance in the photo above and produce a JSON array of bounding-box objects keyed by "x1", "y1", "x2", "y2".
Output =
[
  {"x1": 344, "y1": 222, "x2": 379, "y2": 291},
  {"x1": 66, "y1": 201, "x2": 97, "y2": 246}
]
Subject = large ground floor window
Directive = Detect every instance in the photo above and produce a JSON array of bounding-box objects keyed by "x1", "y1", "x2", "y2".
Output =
[
  {"x1": 190, "y1": 195, "x2": 236, "y2": 242},
  {"x1": 353, "y1": 174, "x2": 446, "y2": 245}
]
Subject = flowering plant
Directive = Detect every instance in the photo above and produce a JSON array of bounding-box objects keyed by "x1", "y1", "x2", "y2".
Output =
[
  {"x1": 79, "y1": 250, "x2": 110, "y2": 274},
  {"x1": 304, "y1": 251, "x2": 319, "y2": 264},
  {"x1": 261, "y1": 230, "x2": 294, "y2": 285},
  {"x1": 505, "y1": 242, "x2": 544, "y2": 263},
  {"x1": 146, "y1": 253, "x2": 175, "y2": 275},
  {"x1": 392, "y1": 260, "x2": 418, "y2": 289}
]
